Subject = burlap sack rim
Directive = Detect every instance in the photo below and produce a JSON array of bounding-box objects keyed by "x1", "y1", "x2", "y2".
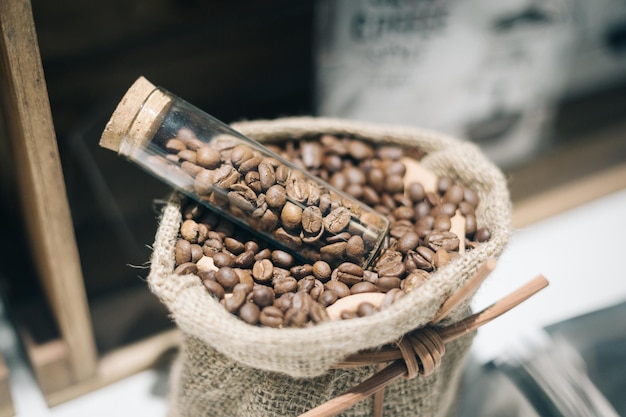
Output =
[{"x1": 148, "y1": 117, "x2": 512, "y2": 378}]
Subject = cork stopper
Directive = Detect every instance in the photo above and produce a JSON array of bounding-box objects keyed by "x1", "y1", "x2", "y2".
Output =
[{"x1": 100, "y1": 76, "x2": 171, "y2": 154}]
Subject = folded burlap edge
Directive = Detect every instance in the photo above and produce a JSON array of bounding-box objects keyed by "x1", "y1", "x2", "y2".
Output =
[{"x1": 147, "y1": 117, "x2": 512, "y2": 378}]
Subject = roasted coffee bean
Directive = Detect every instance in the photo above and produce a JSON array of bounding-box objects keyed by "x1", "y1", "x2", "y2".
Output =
[
  {"x1": 318, "y1": 290, "x2": 338, "y2": 307},
  {"x1": 302, "y1": 206, "x2": 323, "y2": 235},
  {"x1": 213, "y1": 251, "x2": 234, "y2": 268},
  {"x1": 175, "y1": 239, "x2": 192, "y2": 265},
  {"x1": 312, "y1": 261, "x2": 332, "y2": 281},
  {"x1": 258, "y1": 162, "x2": 276, "y2": 191},
  {"x1": 356, "y1": 302, "x2": 378, "y2": 317},
  {"x1": 337, "y1": 262, "x2": 364, "y2": 286},
  {"x1": 320, "y1": 242, "x2": 346, "y2": 261},
  {"x1": 458, "y1": 201, "x2": 475, "y2": 216},
  {"x1": 344, "y1": 167, "x2": 366, "y2": 185},
  {"x1": 384, "y1": 175, "x2": 404, "y2": 194},
  {"x1": 425, "y1": 231, "x2": 460, "y2": 252},
  {"x1": 258, "y1": 210, "x2": 279, "y2": 232},
  {"x1": 407, "y1": 182, "x2": 426, "y2": 202},
  {"x1": 390, "y1": 220, "x2": 414, "y2": 239},
  {"x1": 181, "y1": 161, "x2": 203, "y2": 177},
  {"x1": 309, "y1": 302, "x2": 329, "y2": 323},
  {"x1": 190, "y1": 244, "x2": 204, "y2": 263},
  {"x1": 350, "y1": 281, "x2": 378, "y2": 294},
  {"x1": 202, "y1": 279, "x2": 225, "y2": 299},
  {"x1": 377, "y1": 260, "x2": 405, "y2": 278},
  {"x1": 463, "y1": 187, "x2": 480, "y2": 207},
  {"x1": 275, "y1": 164, "x2": 292, "y2": 185},
  {"x1": 324, "y1": 207, "x2": 351, "y2": 234},
  {"x1": 238, "y1": 302, "x2": 260, "y2": 325},
  {"x1": 216, "y1": 266, "x2": 240, "y2": 290},
  {"x1": 375, "y1": 276, "x2": 402, "y2": 292},
  {"x1": 286, "y1": 178, "x2": 309, "y2": 204},
  {"x1": 465, "y1": 213, "x2": 477, "y2": 236},
  {"x1": 224, "y1": 289, "x2": 246, "y2": 313},
  {"x1": 380, "y1": 288, "x2": 405, "y2": 309},
  {"x1": 290, "y1": 264, "x2": 314, "y2": 279},
  {"x1": 433, "y1": 248, "x2": 450, "y2": 268},
  {"x1": 265, "y1": 185, "x2": 287, "y2": 208},
  {"x1": 347, "y1": 140, "x2": 373, "y2": 160},
  {"x1": 229, "y1": 144, "x2": 254, "y2": 168},
  {"x1": 329, "y1": 172, "x2": 347, "y2": 190},
  {"x1": 196, "y1": 146, "x2": 221, "y2": 169},
  {"x1": 234, "y1": 250, "x2": 255, "y2": 268},
  {"x1": 260, "y1": 306, "x2": 284, "y2": 328},
  {"x1": 251, "y1": 285, "x2": 275, "y2": 307},
  {"x1": 297, "y1": 276, "x2": 316, "y2": 293},
  {"x1": 377, "y1": 146, "x2": 403, "y2": 160},
  {"x1": 254, "y1": 248, "x2": 272, "y2": 261},
  {"x1": 291, "y1": 291, "x2": 313, "y2": 314},
  {"x1": 414, "y1": 201, "x2": 431, "y2": 219},
  {"x1": 176, "y1": 128, "x2": 203, "y2": 149},
  {"x1": 274, "y1": 227, "x2": 302, "y2": 250},
  {"x1": 402, "y1": 270, "x2": 430, "y2": 292},
  {"x1": 444, "y1": 184, "x2": 464, "y2": 205},
  {"x1": 285, "y1": 308, "x2": 307, "y2": 327},
  {"x1": 271, "y1": 250, "x2": 294, "y2": 269},
  {"x1": 324, "y1": 280, "x2": 351, "y2": 298},
  {"x1": 236, "y1": 269, "x2": 254, "y2": 287},
  {"x1": 273, "y1": 293, "x2": 294, "y2": 312},
  {"x1": 273, "y1": 276, "x2": 298, "y2": 295},
  {"x1": 165, "y1": 138, "x2": 187, "y2": 153},
  {"x1": 397, "y1": 231, "x2": 419, "y2": 253},
  {"x1": 281, "y1": 202, "x2": 303, "y2": 230},
  {"x1": 384, "y1": 160, "x2": 406, "y2": 177},
  {"x1": 437, "y1": 177, "x2": 454, "y2": 195},
  {"x1": 252, "y1": 259, "x2": 274, "y2": 283},
  {"x1": 244, "y1": 241, "x2": 260, "y2": 253},
  {"x1": 224, "y1": 237, "x2": 245, "y2": 255},
  {"x1": 434, "y1": 214, "x2": 452, "y2": 231},
  {"x1": 344, "y1": 184, "x2": 363, "y2": 199},
  {"x1": 174, "y1": 262, "x2": 198, "y2": 275},
  {"x1": 310, "y1": 279, "x2": 325, "y2": 300},
  {"x1": 475, "y1": 227, "x2": 491, "y2": 242},
  {"x1": 213, "y1": 165, "x2": 240, "y2": 189},
  {"x1": 345, "y1": 235, "x2": 365, "y2": 262},
  {"x1": 203, "y1": 238, "x2": 223, "y2": 256},
  {"x1": 393, "y1": 205, "x2": 414, "y2": 221},
  {"x1": 180, "y1": 219, "x2": 200, "y2": 243}
]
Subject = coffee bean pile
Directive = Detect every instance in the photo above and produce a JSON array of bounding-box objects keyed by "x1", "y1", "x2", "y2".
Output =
[
  {"x1": 154, "y1": 128, "x2": 388, "y2": 268},
  {"x1": 173, "y1": 135, "x2": 491, "y2": 327}
]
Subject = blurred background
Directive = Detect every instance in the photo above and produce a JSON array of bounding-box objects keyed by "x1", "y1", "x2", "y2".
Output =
[{"x1": 0, "y1": 0, "x2": 625, "y2": 416}]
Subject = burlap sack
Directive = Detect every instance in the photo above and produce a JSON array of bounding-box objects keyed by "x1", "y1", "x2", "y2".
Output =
[{"x1": 148, "y1": 117, "x2": 512, "y2": 417}]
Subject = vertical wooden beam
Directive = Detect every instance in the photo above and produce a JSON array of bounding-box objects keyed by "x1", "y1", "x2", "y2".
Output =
[
  {"x1": 0, "y1": 354, "x2": 14, "y2": 417},
  {"x1": 0, "y1": 0, "x2": 97, "y2": 382}
]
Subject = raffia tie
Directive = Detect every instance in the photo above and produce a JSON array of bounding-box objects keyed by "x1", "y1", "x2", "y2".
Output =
[{"x1": 300, "y1": 260, "x2": 549, "y2": 417}]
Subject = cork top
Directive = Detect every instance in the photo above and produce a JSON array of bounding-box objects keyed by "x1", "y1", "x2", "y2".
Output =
[{"x1": 100, "y1": 76, "x2": 171, "y2": 154}]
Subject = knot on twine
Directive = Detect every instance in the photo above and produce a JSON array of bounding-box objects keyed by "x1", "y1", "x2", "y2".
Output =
[
  {"x1": 396, "y1": 327, "x2": 446, "y2": 379},
  {"x1": 299, "y1": 259, "x2": 549, "y2": 417}
]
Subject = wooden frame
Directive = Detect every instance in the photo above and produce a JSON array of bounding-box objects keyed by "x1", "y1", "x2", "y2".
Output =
[{"x1": 0, "y1": 354, "x2": 14, "y2": 417}]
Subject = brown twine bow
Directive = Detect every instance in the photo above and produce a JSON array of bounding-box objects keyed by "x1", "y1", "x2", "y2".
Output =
[{"x1": 299, "y1": 259, "x2": 549, "y2": 417}]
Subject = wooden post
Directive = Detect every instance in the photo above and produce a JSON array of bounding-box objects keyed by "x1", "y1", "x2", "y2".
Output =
[
  {"x1": 0, "y1": 0, "x2": 98, "y2": 383},
  {"x1": 0, "y1": 354, "x2": 14, "y2": 417}
]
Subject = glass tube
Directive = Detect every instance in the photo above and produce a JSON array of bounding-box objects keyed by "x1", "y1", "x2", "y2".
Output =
[{"x1": 100, "y1": 77, "x2": 389, "y2": 268}]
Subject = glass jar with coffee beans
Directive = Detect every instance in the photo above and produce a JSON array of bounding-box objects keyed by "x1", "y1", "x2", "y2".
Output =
[
  {"x1": 100, "y1": 77, "x2": 390, "y2": 269},
  {"x1": 172, "y1": 134, "x2": 491, "y2": 328}
]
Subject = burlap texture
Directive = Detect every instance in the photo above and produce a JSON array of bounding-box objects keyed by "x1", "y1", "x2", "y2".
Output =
[{"x1": 148, "y1": 117, "x2": 512, "y2": 416}]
